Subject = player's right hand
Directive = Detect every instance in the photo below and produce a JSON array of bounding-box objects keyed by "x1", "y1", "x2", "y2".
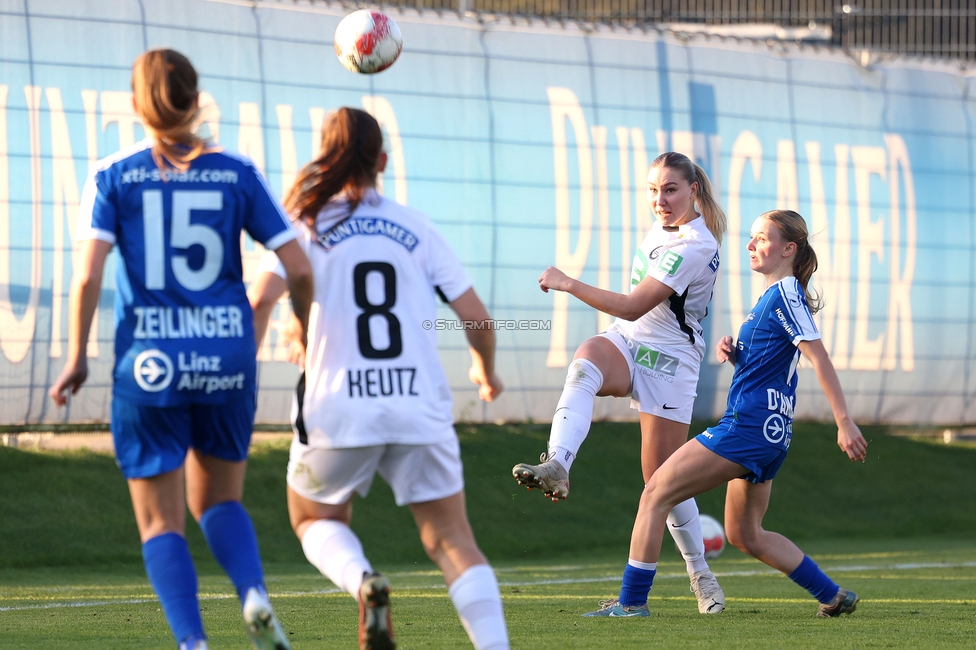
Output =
[
  {"x1": 469, "y1": 365, "x2": 503, "y2": 402},
  {"x1": 715, "y1": 335, "x2": 735, "y2": 364},
  {"x1": 49, "y1": 360, "x2": 89, "y2": 406},
  {"x1": 538, "y1": 266, "x2": 573, "y2": 293},
  {"x1": 837, "y1": 418, "x2": 868, "y2": 463}
]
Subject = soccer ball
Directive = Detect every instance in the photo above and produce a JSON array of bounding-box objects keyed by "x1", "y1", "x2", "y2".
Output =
[
  {"x1": 700, "y1": 514, "x2": 726, "y2": 560},
  {"x1": 334, "y1": 9, "x2": 403, "y2": 74}
]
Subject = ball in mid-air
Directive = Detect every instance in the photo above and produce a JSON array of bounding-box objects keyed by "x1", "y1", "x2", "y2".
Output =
[
  {"x1": 700, "y1": 514, "x2": 726, "y2": 560},
  {"x1": 334, "y1": 9, "x2": 403, "y2": 74}
]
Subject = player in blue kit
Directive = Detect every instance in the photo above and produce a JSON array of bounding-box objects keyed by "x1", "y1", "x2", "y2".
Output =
[
  {"x1": 584, "y1": 209, "x2": 867, "y2": 618},
  {"x1": 48, "y1": 49, "x2": 313, "y2": 650}
]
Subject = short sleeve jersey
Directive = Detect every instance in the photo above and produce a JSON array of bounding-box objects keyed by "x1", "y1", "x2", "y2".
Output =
[
  {"x1": 610, "y1": 215, "x2": 721, "y2": 364},
  {"x1": 264, "y1": 189, "x2": 472, "y2": 448},
  {"x1": 719, "y1": 277, "x2": 821, "y2": 451},
  {"x1": 77, "y1": 140, "x2": 296, "y2": 406}
]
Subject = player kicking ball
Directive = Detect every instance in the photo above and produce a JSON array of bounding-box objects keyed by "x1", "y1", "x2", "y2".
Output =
[
  {"x1": 584, "y1": 209, "x2": 866, "y2": 618},
  {"x1": 513, "y1": 152, "x2": 728, "y2": 615}
]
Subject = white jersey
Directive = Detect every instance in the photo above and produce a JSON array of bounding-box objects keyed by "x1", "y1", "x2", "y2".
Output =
[
  {"x1": 608, "y1": 215, "x2": 720, "y2": 365},
  {"x1": 261, "y1": 189, "x2": 471, "y2": 448}
]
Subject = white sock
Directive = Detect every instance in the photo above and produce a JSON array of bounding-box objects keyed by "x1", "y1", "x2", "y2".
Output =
[
  {"x1": 448, "y1": 564, "x2": 509, "y2": 650},
  {"x1": 666, "y1": 498, "x2": 710, "y2": 575},
  {"x1": 300, "y1": 519, "x2": 372, "y2": 599},
  {"x1": 628, "y1": 558, "x2": 658, "y2": 571},
  {"x1": 547, "y1": 359, "x2": 603, "y2": 473}
]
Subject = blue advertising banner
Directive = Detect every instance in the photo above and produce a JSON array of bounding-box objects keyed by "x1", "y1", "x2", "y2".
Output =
[{"x1": 0, "y1": 0, "x2": 973, "y2": 426}]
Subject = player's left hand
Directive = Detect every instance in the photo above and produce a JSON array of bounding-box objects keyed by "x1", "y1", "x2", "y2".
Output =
[
  {"x1": 469, "y1": 365, "x2": 503, "y2": 402},
  {"x1": 837, "y1": 417, "x2": 867, "y2": 462},
  {"x1": 539, "y1": 266, "x2": 573, "y2": 293}
]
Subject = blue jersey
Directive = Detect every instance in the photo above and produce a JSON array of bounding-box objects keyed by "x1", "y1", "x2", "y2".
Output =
[
  {"x1": 78, "y1": 140, "x2": 296, "y2": 406},
  {"x1": 718, "y1": 277, "x2": 820, "y2": 451}
]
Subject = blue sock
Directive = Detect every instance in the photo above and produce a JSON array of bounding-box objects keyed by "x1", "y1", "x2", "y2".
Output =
[
  {"x1": 788, "y1": 555, "x2": 840, "y2": 604},
  {"x1": 199, "y1": 501, "x2": 265, "y2": 603},
  {"x1": 619, "y1": 563, "x2": 656, "y2": 606},
  {"x1": 142, "y1": 532, "x2": 204, "y2": 645}
]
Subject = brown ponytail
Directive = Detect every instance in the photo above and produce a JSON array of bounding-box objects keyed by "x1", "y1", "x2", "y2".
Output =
[
  {"x1": 131, "y1": 49, "x2": 208, "y2": 172},
  {"x1": 283, "y1": 108, "x2": 383, "y2": 229},
  {"x1": 649, "y1": 152, "x2": 728, "y2": 244},
  {"x1": 760, "y1": 209, "x2": 823, "y2": 314}
]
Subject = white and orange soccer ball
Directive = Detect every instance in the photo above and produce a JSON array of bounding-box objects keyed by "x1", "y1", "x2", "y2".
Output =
[
  {"x1": 700, "y1": 514, "x2": 726, "y2": 560},
  {"x1": 334, "y1": 9, "x2": 403, "y2": 74}
]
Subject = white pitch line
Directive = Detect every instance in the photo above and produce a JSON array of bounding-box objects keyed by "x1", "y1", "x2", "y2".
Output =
[
  {"x1": 0, "y1": 598, "x2": 158, "y2": 612},
  {"x1": 2, "y1": 560, "x2": 974, "y2": 612}
]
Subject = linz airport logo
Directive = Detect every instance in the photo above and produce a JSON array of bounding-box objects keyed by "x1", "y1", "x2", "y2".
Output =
[
  {"x1": 134, "y1": 349, "x2": 174, "y2": 392},
  {"x1": 763, "y1": 412, "x2": 788, "y2": 446}
]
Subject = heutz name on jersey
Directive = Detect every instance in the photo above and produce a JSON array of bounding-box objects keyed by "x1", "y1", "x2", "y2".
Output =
[
  {"x1": 347, "y1": 366, "x2": 419, "y2": 398},
  {"x1": 132, "y1": 349, "x2": 245, "y2": 395}
]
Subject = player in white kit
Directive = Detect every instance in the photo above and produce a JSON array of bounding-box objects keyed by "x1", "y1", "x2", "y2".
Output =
[
  {"x1": 512, "y1": 152, "x2": 728, "y2": 615},
  {"x1": 249, "y1": 108, "x2": 509, "y2": 650}
]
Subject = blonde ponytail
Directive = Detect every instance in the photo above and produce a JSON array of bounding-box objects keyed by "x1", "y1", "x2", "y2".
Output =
[{"x1": 691, "y1": 162, "x2": 727, "y2": 245}]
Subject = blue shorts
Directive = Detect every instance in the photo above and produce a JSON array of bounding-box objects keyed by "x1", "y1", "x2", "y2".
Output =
[
  {"x1": 695, "y1": 423, "x2": 788, "y2": 484},
  {"x1": 110, "y1": 390, "x2": 256, "y2": 480}
]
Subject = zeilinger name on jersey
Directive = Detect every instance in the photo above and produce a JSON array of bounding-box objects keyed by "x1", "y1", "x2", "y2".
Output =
[
  {"x1": 347, "y1": 367, "x2": 419, "y2": 398},
  {"x1": 133, "y1": 305, "x2": 245, "y2": 339}
]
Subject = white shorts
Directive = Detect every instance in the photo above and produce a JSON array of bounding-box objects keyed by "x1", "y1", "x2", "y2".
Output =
[
  {"x1": 598, "y1": 329, "x2": 700, "y2": 424},
  {"x1": 286, "y1": 436, "x2": 465, "y2": 507}
]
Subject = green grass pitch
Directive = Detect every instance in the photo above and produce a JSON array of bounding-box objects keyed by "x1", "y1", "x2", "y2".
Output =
[
  {"x1": 2, "y1": 541, "x2": 975, "y2": 648},
  {"x1": 1, "y1": 423, "x2": 975, "y2": 647}
]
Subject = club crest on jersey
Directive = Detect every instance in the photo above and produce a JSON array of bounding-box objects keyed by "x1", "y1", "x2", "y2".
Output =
[
  {"x1": 133, "y1": 349, "x2": 174, "y2": 392},
  {"x1": 316, "y1": 216, "x2": 419, "y2": 252}
]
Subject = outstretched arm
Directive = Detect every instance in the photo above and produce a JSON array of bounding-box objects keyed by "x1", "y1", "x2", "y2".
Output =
[
  {"x1": 49, "y1": 239, "x2": 112, "y2": 406},
  {"x1": 799, "y1": 338, "x2": 867, "y2": 462},
  {"x1": 449, "y1": 287, "x2": 503, "y2": 402},
  {"x1": 539, "y1": 266, "x2": 674, "y2": 321}
]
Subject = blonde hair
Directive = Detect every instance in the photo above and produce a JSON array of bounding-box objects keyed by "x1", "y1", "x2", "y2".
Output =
[
  {"x1": 131, "y1": 49, "x2": 207, "y2": 172},
  {"x1": 650, "y1": 152, "x2": 727, "y2": 244},
  {"x1": 760, "y1": 209, "x2": 823, "y2": 314}
]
